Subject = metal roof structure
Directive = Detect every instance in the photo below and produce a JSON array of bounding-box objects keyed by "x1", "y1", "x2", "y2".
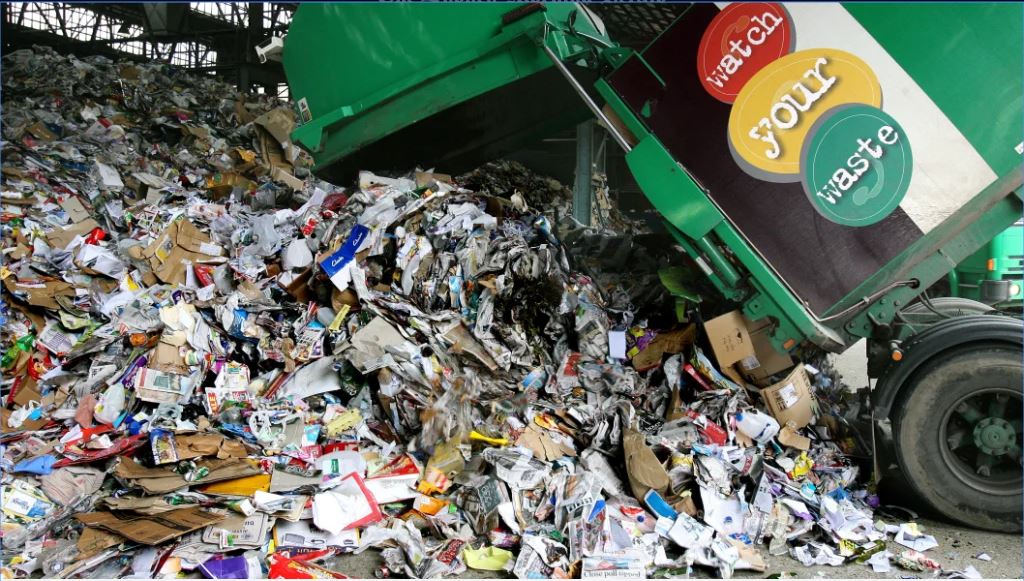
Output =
[
  {"x1": 2, "y1": 3, "x2": 685, "y2": 97},
  {"x1": 2, "y1": 3, "x2": 296, "y2": 96}
]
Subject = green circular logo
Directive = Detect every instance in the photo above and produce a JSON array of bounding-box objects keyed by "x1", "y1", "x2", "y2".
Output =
[{"x1": 800, "y1": 104, "x2": 912, "y2": 227}]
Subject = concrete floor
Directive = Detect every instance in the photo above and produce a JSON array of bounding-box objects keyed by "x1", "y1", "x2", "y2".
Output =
[{"x1": 324, "y1": 516, "x2": 1021, "y2": 578}]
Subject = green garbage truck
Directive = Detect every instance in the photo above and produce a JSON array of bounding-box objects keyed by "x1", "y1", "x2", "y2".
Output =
[
  {"x1": 946, "y1": 221, "x2": 1024, "y2": 307},
  {"x1": 281, "y1": 3, "x2": 1023, "y2": 530}
]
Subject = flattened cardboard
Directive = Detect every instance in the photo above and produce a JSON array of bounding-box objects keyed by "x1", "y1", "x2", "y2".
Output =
[
  {"x1": 270, "y1": 166, "x2": 304, "y2": 191},
  {"x1": 46, "y1": 218, "x2": 100, "y2": 249},
  {"x1": 778, "y1": 424, "x2": 811, "y2": 451},
  {"x1": 415, "y1": 171, "x2": 453, "y2": 189},
  {"x1": 12, "y1": 376, "x2": 41, "y2": 407},
  {"x1": 623, "y1": 426, "x2": 670, "y2": 500},
  {"x1": 27, "y1": 121, "x2": 58, "y2": 141},
  {"x1": 99, "y1": 495, "x2": 192, "y2": 514},
  {"x1": 632, "y1": 325, "x2": 696, "y2": 371},
  {"x1": 76, "y1": 527, "x2": 124, "y2": 557},
  {"x1": 115, "y1": 457, "x2": 261, "y2": 495},
  {"x1": 60, "y1": 195, "x2": 91, "y2": 223},
  {"x1": 704, "y1": 311, "x2": 756, "y2": 370},
  {"x1": 203, "y1": 512, "x2": 274, "y2": 548},
  {"x1": 149, "y1": 341, "x2": 189, "y2": 375},
  {"x1": 76, "y1": 506, "x2": 224, "y2": 545},
  {"x1": 1, "y1": 407, "x2": 48, "y2": 433},
  {"x1": 174, "y1": 433, "x2": 248, "y2": 461},
  {"x1": 206, "y1": 172, "x2": 255, "y2": 200},
  {"x1": 760, "y1": 365, "x2": 817, "y2": 429}
]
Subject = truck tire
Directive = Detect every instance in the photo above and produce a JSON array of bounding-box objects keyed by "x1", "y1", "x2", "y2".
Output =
[
  {"x1": 899, "y1": 297, "x2": 993, "y2": 325},
  {"x1": 893, "y1": 345, "x2": 1023, "y2": 531}
]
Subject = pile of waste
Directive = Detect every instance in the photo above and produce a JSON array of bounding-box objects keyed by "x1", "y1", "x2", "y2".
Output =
[{"x1": 1, "y1": 47, "x2": 975, "y2": 579}]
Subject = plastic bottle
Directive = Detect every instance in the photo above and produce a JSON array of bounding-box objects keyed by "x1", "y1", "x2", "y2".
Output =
[{"x1": 735, "y1": 410, "x2": 780, "y2": 444}]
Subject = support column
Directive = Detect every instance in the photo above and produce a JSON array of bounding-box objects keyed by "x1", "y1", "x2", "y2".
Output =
[{"x1": 573, "y1": 120, "x2": 595, "y2": 226}]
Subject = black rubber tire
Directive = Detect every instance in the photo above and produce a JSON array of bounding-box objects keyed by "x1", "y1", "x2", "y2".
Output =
[{"x1": 893, "y1": 345, "x2": 1023, "y2": 532}]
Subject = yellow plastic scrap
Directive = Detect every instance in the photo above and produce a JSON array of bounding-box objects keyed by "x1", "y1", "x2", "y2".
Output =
[
  {"x1": 789, "y1": 452, "x2": 814, "y2": 479},
  {"x1": 839, "y1": 538, "x2": 857, "y2": 557},
  {"x1": 533, "y1": 414, "x2": 558, "y2": 430},
  {"x1": 463, "y1": 546, "x2": 514, "y2": 571},
  {"x1": 327, "y1": 304, "x2": 351, "y2": 332},
  {"x1": 324, "y1": 408, "x2": 362, "y2": 437},
  {"x1": 469, "y1": 430, "x2": 508, "y2": 447}
]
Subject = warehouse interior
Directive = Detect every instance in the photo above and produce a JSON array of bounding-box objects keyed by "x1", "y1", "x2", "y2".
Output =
[
  {"x1": 1, "y1": 2, "x2": 1021, "y2": 579},
  {"x1": 1, "y1": 3, "x2": 691, "y2": 214}
]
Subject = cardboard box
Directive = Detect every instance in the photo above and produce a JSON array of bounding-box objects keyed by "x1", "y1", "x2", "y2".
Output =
[
  {"x1": 703, "y1": 310, "x2": 757, "y2": 370},
  {"x1": 760, "y1": 365, "x2": 817, "y2": 429},
  {"x1": 705, "y1": 311, "x2": 794, "y2": 386},
  {"x1": 742, "y1": 317, "x2": 795, "y2": 384},
  {"x1": 253, "y1": 107, "x2": 296, "y2": 146}
]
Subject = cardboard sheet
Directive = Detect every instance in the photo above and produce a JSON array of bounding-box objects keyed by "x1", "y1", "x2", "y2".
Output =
[{"x1": 76, "y1": 506, "x2": 224, "y2": 545}]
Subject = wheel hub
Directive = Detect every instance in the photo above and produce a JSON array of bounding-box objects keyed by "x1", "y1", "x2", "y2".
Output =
[{"x1": 973, "y1": 417, "x2": 1016, "y2": 456}]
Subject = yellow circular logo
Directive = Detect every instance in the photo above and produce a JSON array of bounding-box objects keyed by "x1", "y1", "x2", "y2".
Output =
[{"x1": 727, "y1": 49, "x2": 881, "y2": 181}]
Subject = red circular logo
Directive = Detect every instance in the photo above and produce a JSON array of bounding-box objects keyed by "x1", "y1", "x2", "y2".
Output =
[{"x1": 697, "y1": 3, "x2": 795, "y2": 104}]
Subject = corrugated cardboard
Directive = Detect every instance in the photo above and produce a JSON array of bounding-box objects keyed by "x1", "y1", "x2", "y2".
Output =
[
  {"x1": 703, "y1": 310, "x2": 756, "y2": 370},
  {"x1": 1, "y1": 407, "x2": 48, "y2": 433},
  {"x1": 149, "y1": 341, "x2": 189, "y2": 375},
  {"x1": 742, "y1": 317, "x2": 795, "y2": 384},
  {"x1": 3, "y1": 278, "x2": 78, "y2": 310},
  {"x1": 141, "y1": 218, "x2": 223, "y2": 285},
  {"x1": 173, "y1": 433, "x2": 249, "y2": 461},
  {"x1": 99, "y1": 495, "x2": 192, "y2": 515},
  {"x1": 206, "y1": 172, "x2": 256, "y2": 200},
  {"x1": 76, "y1": 527, "x2": 124, "y2": 558},
  {"x1": 253, "y1": 108, "x2": 296, "y2": 146},
  {"x1": 270, "y1": 166, "x2": 304, "y2": 191},
  {"x1": 46, "y1": 218, "x2": 99, "y2": 249},
  {"x1": 623, "y1": 426, "x2": 670, "y2": 500},
  {"x1": 26, "y1": 121, "x2": 58, "y2": 141},
  {"x1": 760, "y1": 365, "x2": 817, "y2": 429},
  {"x1": 203, "y1": 512, "x2": 273, "y2": 548},
  {"x1": 632, "y1": 325, "x2": 696, "y2": 371},
  {"x1": 76, "y1": 506, "x2": 224, "y2": 545},
  {"x1": 415, "y1": 171, "x2": 453, "y2": 189},
  {"x1": 115, "y1": 457, "x2": 261, "y2": 495},
  {"x1": 59, "y1": 195, "x2": 91, "y2": 223},
  {"x1": 778, "y1": 423, "x2": 811, "y2": 451}
]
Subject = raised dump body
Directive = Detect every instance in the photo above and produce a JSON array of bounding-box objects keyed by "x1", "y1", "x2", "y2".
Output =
[
  {"x1": 284, "y1": 2, "x2": 1022, "y2": 354},
  {"x1": 283, "y1": 3, "x2": 1024, "y2": 530}
]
